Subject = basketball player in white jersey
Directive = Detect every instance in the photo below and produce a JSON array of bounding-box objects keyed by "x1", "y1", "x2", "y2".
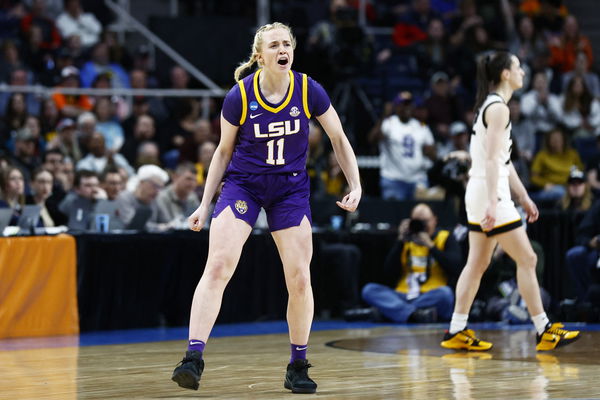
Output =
[{"x1": 440, "y1": 52, "x2": 580, "y2": 351}]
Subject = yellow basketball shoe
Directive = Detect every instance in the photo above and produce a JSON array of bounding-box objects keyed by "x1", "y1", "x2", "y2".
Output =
[
  {"x1": 536, "y1": 322, "x2": 580, "y2": 351},
  {"x1": 441, "y1": 329, "x2": 493, "y2": 351}
]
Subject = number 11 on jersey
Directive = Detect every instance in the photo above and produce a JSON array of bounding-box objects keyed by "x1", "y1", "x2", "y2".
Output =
[{"x1": 266, "y1": 138, "x2": 285, "y2": 165}]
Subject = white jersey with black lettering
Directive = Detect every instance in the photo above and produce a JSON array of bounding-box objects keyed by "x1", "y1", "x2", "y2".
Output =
[
  {"x1": 469, "y1": 93, "x2": 512, "y2": 178},
  {"x1": 465, "y1": 93, "x2": 522, "y2": 235}
]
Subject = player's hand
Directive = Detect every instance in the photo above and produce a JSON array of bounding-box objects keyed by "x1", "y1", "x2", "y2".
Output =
[
  {"x1": 188, "y1": 204, "x2": 210, "y2": 231},
  {"x1": 336, "y1": 188, "x2": 361, "y2": 212},
  {"x1": 481, "y1": 201, "x2": 497, "y2": 232},
  {"x1": 520, "y1": 195, "x2": 539, "y2": 223}
]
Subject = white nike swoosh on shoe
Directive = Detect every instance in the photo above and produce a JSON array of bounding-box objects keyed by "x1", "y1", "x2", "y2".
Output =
[
  {"x1": 295, "y1": 346, "x2": 308, "y2": 351},
  {"x1": 250, "y1": 113, "x2": 263, "y2": 119},
  {"x1": 190, "y1": 341, "x2": 203, "y2": 345}
]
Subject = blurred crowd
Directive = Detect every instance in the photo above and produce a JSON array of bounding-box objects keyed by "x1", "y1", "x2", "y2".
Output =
[{"x1": 0, "y1": 0, "x2": 599, "y2": 232}]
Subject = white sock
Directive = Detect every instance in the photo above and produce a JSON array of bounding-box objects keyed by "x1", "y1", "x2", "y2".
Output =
[
  {"x1": 449, "y1": 313, "x2": 468, "y2": 334},
  {"x1": 531, "y1": 313, "x2": 550, "y2": 335}
]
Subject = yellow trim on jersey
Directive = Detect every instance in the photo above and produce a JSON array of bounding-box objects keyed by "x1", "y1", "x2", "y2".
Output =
[
  {"x1": 302, "y1": 73, "x2": 311, "y2": 119},
  {"x1": 468, "y1": 218, "x2": 522, "y2": 230},
  {"x1": 239, "y1": 79, "x2": 248, "y2": 125},
  {"x1": 253, "y1": 69, "x2": 294, "y2": 113}
]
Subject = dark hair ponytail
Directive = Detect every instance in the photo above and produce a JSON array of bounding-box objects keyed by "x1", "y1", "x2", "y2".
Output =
[{"x1": 473, "y1": 51, "x2": 513, "y2": 111}]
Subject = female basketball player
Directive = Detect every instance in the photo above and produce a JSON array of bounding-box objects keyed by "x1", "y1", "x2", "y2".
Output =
[
  {"x1": 171, "y1": 22, "x2": 361, "y2": 393},
  {"x1": 440, "y1": 52, "x2": 579, "y2": 352}
]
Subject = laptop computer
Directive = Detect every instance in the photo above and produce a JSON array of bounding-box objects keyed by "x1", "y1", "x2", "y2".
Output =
[
  {"x1": 0, "y1": 208, "x2": 13, "y2": 235},
  {"x1": 93, "y1": 199, "x2": 125, "y2": 231},
  {"x1": 126, "y1": 206, "x2": 152, "y2": 231},
  {"x1": 67, "y1": 197, "x2": 94, "y2": 231},
  {"x1": 17, "y1": 205, "x2": 41, "y2": 233}
]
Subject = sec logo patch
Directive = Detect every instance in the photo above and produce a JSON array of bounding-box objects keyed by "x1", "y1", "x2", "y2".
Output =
[{"x1": 235, "y1": 200, "x2": 248, "y2": 214}]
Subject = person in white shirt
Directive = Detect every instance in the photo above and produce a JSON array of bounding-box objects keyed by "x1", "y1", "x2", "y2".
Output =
[
  {"x1": 520, "y1": 71, "x2": 561, "y2": 135},
  {"x1": 56, "y1": 0, "x2": 102, "y2": 49},
  {"x1": 369, "y1": 91, "x2": 436, "y2": 200}
]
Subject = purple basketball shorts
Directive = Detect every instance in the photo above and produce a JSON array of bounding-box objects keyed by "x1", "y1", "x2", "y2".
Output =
[{"x1": 212, "y1": 170, "x2": 312, "y2": 231}]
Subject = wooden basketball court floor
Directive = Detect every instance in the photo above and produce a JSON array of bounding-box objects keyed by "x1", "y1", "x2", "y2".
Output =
[{"x1": 1, "y1": 321, "x2": 600, "y2": 399}]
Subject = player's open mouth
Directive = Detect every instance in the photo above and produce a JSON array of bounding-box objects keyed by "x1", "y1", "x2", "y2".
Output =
[{"x1": 277, "y1": 58, "x2": 288, "y2": 66}]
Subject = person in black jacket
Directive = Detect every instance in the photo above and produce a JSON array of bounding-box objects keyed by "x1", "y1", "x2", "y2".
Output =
[
  {"x1": 361, "y1": 203, "x2": 462, "y2": 323},
  {"x1": 565, "y1": 199, "x2": 600, "y2": 303}
]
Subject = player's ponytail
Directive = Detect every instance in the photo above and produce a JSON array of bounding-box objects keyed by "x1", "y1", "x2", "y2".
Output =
[
  {"x1": 473, "y1": 51, "x2": 513, "y2": 111},
  {"x1": 234, "y1": 54, "x2": 258, "y2": 82},
  {"x1": 233, "y1": 22, "x2": 296, "y2": 82}
]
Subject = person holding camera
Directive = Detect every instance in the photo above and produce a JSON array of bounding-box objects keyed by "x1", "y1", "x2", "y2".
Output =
[{"x1": 360, "y1": 203, "x2": 461, "y2": 323}]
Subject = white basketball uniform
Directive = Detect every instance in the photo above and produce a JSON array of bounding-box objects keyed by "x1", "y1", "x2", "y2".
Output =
[{"x1": 465, "y1": 93, "x2": 522, "y2": 236}]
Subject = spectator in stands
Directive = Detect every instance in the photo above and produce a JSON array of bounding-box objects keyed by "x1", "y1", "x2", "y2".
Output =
[
  {"x1": 55, "y1": 0, "x2": 102, "y2": 49},
  {"x1": 509, "y1": 98, "x2": 536, "y2": 162},
  {"x1": 26, "y1": 167, "x2": 57, "y2": 227},
  {"x1": 128, "y1": 69, "x2": 167, "y2": 122},
  {"x1": 557, "y1": 167, "x2": 593, "y2": 213},
  {"x1": 0, "y1": 3, "x2": 26, "y2": 42},
  {"x1": 530, "y1": 128, "x2": 584, "y2": 203},
  {"x1": 586, "y1": 134, "x2": 600, "y2": 198},
  {"x1": 9, "y1": 127, "x2": 40, "y2": 184},
  {"x1": 0, "y1": 92, "x2": 28, "y2": 146},
  {"x1": 51, "y1": 66, "x2": 93, "y2": 118},
  {"x1": 20, "y1": 0, "x2": 61, "y2": 51},
  {"x1": 100, "y1": 167, "x2": 124, "y2": 201},
  {"x1": 369, "y1": 91, "x2": 436, "y2": 200},
  {"x1": 90, "y1": 72, "x2": 129, "y2": 120},
  {"x1": 549, "y1": 15, "x2": 593, "y2": 74},
  {"x1": 313, "y1": 150, "x2": 347, "y2": 198},
  {"x1": 179, "y1": 118, "x2": 216, "y2": 163},
  {"x1": 424, "y1": 71, "x2": 464, "y2": 143},
  {"x1": 100, "y1": 29, "x2": 132, "y2": 70},
  {"x1": 61, "y1": 156, "x2": 75, "y2": 192},
  {"x1": 195, "y1": 140, "x2": 215, "y2": 194},
  {"x1": 122, "y1": 114, "x2": 155, "y2": 165},
  {"x1": 76, "y1": 111, "x2": 96, "y2": 152},
  {"x1": 0, "y1": 68, "x2": 41, "y2": 117},
  {"x1": 0, "y1": 165, "x2": 25, "y2": 225},
  {"x1": 565, "y1": 199, "x2": 600, "y2": 303},
  {"x1": 156, "y1": 162, "x2": 199, "y2": 223},
  {"x1": 0, "y1": 40, "x2": 26, "y2": 83},
  {"x1": 39, "y1": 97, "x2": 60, "y2": 140},
  {"x1": 135, "y1": 141, "x2": 161, "y2": 168},
  {"x1": 361, "y1": 203, "x2": 460, "y2": 323},
  {"x1": 437, "y1": 121, "x2": 469, "y2": 158},
  {"x1": 47, "y1": 117, "x2": 82, "y2": 162},
  {"x1": 161, "y1": 96, "x2": 199, "y2": 155},
  {"x1": 414, "y1": 18, "x2": 451, "y2": 82},
  {"x1": 41, "y1": 148, "x2": 66, "y2": 218},
  {"x1": 560, "y1": 75, "x2": 600, "y2": 138},
  {"x1": 58, "y1": 169, "x2": 105, "y2": 227},
  {"x1": 520, "y1": 71, "x2": 561, "y2": 136},
  {"x1": 93, "y1": 97, "x2": 124, "y2": 152},
  {"x1": 562, "y1": 51, "x2": 600, "y2": 97},
  {"x1": 80, "y1": 42, "x2": 130, "y2": 89},
  {"x1": 115, "y1": 164, "x2": 170, "y2": 231},
  {"x1": 39, "y1": 46, "x2": 74, "y2": 87},
  {"x1": 505, "y1": 11, "x2": 549, "y2": 73},
  {"x1": 76, "y1": 131, "x2": 134, "y2": 177}
]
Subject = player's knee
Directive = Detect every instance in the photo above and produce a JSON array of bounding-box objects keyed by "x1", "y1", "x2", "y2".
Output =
[
  {"x1": 517, "y1": 251, "x2": 537, "y2": 270},
  {"x1": 205, "y1": 257, "x2": 235, "y2": 283},
  {"x1": 287, "y1": 269, "x2": 311, "y2": 294}
]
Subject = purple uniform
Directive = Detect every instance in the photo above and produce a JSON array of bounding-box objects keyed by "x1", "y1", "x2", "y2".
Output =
[{"x1": 213, "y1": 69, "x2": 331, "y2": 231}]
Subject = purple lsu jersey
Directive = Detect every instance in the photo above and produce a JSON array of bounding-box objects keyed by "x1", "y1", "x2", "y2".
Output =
[{"x1": 222, "y1": 69, "x2": 330, "y2": 174}]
